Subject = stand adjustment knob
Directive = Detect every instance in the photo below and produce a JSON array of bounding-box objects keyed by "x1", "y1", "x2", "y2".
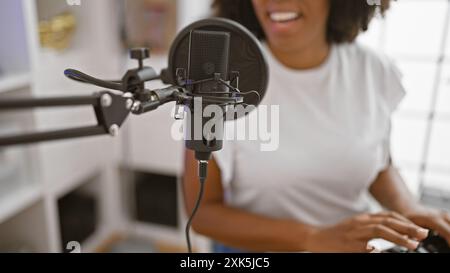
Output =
[{"x1": 130, "y1": 48, "x2": 150, "y2": 68}]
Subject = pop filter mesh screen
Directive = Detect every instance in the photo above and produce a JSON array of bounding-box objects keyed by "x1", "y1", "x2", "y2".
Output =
[{"x1": 167, "y1": 18, "x2": 268, "y2": 119}]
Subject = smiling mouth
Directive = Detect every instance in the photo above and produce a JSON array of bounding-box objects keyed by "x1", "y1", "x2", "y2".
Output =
[{"x1": 268, "y1": 11, "x2": 302, "y2": 23}]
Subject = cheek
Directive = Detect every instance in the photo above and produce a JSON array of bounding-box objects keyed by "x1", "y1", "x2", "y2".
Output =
[
  {"x1": 251, "y1": 0, "x2": 266, "y2": 16},
  {"x1": 307, "y1": 0, "x2": 330, "y2": 26}
]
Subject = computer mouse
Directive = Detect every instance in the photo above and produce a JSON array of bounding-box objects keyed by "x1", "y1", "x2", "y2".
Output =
[
  {"x1": 420, "y1": 232, "x2": 450, "y2": 253},
  {"x1": 383, "y1": 232, "x2": 450, "y2": 253}
]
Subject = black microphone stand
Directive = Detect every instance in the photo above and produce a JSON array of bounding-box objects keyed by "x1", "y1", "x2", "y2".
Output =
[
  {"x1": 0, "y1": 48, "x2": 183, "y2": 147},
  {"x1": 0, "y1": 48, "x2": 245, "y2": 148},
  {"x1": 0, "y1": 91, "x2": 130, "y2": 146},
  {"x1": 0, "y1": 47, "x2": 247, "y2": 254}
]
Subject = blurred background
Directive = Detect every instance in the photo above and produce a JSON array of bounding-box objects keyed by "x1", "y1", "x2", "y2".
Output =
[{"x1": 0, "y1": 0, "x2": 448, "y2": 253}]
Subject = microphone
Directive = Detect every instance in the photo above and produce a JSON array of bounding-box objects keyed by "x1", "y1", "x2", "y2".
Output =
[
  {"x1": 161, "y1": 18, "x2": 269, "y2": 253},
  {"x1": 185, "y1": 29, "x2": 231, "y2": 165},
  {"x1": 162, "y1": 18, "x2": 269, "y2": 168},
  {"x1": 63, "y1": 16, "x2": 270, "y2": 168}
]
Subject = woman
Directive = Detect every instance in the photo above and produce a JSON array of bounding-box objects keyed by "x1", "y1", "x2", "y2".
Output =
[{"x1": 183, "y1": 0, "x2": 450, "y2": 252}]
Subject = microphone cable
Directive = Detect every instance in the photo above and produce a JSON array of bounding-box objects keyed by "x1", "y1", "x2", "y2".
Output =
[
  {"x1": 185, "y1": 160, "x2": 209, "y2": 253},
  {"x1": 185, "y1": 176, "x2": 206, "y2": 253}
]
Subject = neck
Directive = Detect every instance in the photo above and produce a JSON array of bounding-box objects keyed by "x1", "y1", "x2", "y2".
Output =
[{"x1": 269, "y1": 41, "x2": 331, "y2": 70}]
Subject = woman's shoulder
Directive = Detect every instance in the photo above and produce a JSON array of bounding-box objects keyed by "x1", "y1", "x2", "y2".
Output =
[
  {"x1": 334, "y1": 42, "x2": 396, "y2": 73},
  {"x1": 334, "y1": 42, "x2": 406, "y2": 114}
]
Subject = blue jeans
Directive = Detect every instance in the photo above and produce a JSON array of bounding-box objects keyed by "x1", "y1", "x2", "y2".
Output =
[{"x1": 212, "y1": 242, "x2": 248, "y2": 253}]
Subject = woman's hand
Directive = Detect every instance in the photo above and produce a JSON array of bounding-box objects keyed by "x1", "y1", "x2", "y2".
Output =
[
  {"x1": 305, "y1": 211, "x2": 429, "y2": 253},
  {"x1": 404, "y1": 206, "x2": 450, "y2": 245}
]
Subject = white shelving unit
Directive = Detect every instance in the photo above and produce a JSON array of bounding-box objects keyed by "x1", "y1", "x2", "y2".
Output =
[
  {"x1": 0, "y1": 0, "x2": 125, "y2": 253},
  {"x1": 0, "y1": 200, "x2": 51, "y2": 252},
  {"x1": 0, "y1": 73, "x2": 31, "y2": 94},
  {"x1": 121, "y1": 0, "x2": 213, "y2": 253},
  {"x1": 0, "y1": 0, "x2": 213, "y2": 253},
  {"x1": 0, "y1": 184, "x2": 42, "y2": 224}
]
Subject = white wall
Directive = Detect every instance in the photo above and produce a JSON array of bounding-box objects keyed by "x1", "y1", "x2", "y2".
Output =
[{"x1": 177, "y1": 0, "x2": 213, "y2": 30}]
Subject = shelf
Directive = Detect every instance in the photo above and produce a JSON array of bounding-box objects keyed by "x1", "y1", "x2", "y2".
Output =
[
  {"x1": 132, "y1": 222, "x2": 183, "y2": 248},
  {"x1": 0, "y1": 199, "x2": 51, "y2": 252},
  {"x1": 80, "y1": 228, "x2": 114, "y2": 253},
  {"x1": 0, "y1": 72, "x2": 31, "y2": 94},
  {"x1": 40, "y1": 140, "x2": 110, "y2": 199},
  {"x1": 0, "y1": 184, "x2": 42, "y2": 224},
  {"x1": 130, "y1": 222, "x2": 210, "y2": 252}
]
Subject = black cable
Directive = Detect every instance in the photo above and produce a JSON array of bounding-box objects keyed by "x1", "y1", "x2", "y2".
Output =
[
  {"x1": 185, "y1": 176, "x2": 206, "y2": 253},
  {"x1": 240, "y1": 90, "x2": 261, "y2": 103}
]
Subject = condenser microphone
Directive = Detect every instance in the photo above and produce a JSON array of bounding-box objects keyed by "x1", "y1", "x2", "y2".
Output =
[
  {"x1": 162, "y1": 18, "x2": 269, "y2": 163},
  {"x1": 184, "y1": 29, "x2": 231, "y2": 163},
  {"x1": 161, "y1": 18, "x2": 269, "y2": 253}
]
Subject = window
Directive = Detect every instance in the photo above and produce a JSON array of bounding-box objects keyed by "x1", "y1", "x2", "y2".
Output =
[{"x1": 359, "y1": 0, "x2": 450, "y2": 195}]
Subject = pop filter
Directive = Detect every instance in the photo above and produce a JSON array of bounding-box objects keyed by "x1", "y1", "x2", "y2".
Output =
[{"x1": 163, "y1": 17, "x2": 269, "y2": 120}]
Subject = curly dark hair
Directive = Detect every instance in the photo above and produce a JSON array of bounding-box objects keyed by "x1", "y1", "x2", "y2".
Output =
[{"x1": 212, "y1": 0, "x2": 391, "y2": 43}]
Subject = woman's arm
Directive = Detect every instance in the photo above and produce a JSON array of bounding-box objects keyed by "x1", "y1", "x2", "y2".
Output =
[
  {"x1": 183, "y1": 150, "x2": 427, "y2": 252},
  {"x1": 369, "y1": 165, "x2": 422, "y2": 215},
  {"x1": 370, "y1": 165, "x2": 450, "y2": 244},
  {"x1": 183, "y1": 150, "x2": 313, "y2": 252}
]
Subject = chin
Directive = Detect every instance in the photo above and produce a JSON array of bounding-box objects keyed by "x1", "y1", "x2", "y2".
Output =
[{"x1": 267, "y1": 35, "x2": 310, "y2": 53}]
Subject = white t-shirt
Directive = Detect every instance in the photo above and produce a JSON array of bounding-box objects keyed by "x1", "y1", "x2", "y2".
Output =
[{"x1": 214, "y1": 42, "x2": 406, "y2": 226}]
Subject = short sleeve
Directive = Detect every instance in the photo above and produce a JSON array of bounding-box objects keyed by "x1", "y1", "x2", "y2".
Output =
[
  {"x1": 382, "y1": 60, "x2": 407, "y2": 114},
  {"x1": 378, "y1": 61, "x2": 407, "y2": 170}
]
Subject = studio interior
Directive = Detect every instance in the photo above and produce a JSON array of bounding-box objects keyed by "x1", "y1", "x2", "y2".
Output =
[{"x1": 0, "y1": 0, "x2": 449, "y2": 255}]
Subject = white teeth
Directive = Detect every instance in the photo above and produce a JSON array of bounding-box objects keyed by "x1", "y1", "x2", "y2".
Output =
[{"x1": 269, "y1": 12, "x2": 300, "y2": 22}]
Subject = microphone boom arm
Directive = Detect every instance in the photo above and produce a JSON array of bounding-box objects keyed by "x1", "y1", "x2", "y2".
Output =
[
  {"x1": 0, "y1": 91, "x2": 133, "y2": 147},
  {"x1": 0, "y1": 48, "x2": 176, "y2": 147},
  {"x1": 0, "y1": 48, "x2": 252, "y2": 148}
]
